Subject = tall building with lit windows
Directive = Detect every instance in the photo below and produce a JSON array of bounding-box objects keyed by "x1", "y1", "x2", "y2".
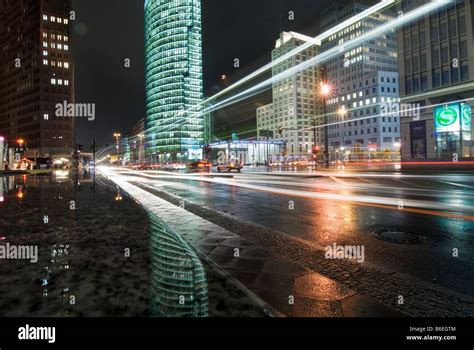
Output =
[
  {"x1": 257, "y1": 31, "x2": 323, "y2": 158},
  {"x1": 144, "y1": 0, "x2": 203, "y2": 163},
  {"x1": 320, "y1": 3, "x2": 400, "y2": 159},
  {"x1": 0, "y1": 0, "x2": 74, "y2": 157}
]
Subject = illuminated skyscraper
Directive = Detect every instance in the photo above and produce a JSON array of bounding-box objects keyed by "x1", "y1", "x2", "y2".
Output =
[
  {"x1": 0, "y1": 0, "x2": 74, "y2": 157},
  {"x1": 144, "y1": 0, "x2": 204, "y2": 163}
]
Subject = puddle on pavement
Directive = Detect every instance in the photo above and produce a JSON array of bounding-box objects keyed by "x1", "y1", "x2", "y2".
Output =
[{"x1": 0, "y1": 171, "x2": 268, "y2": 317}]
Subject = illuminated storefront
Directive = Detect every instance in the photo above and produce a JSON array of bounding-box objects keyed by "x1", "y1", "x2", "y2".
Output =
[
  {"x1": 207, "y1": 140, "x2": 285, "y2": 165},
  {"x1": 144, "y1": 0, "x2": 203, "y2": 162}
]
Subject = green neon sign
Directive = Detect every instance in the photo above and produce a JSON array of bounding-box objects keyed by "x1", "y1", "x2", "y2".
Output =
[
  {"x1": 461, "y1": 103, "x2": 472, "y2": 131},
  {"x1": 434, "y1": 103, "x2": 460, "y2": 133}
]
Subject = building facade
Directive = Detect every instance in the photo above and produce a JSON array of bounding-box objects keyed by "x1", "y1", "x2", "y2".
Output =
[
  {"x1": 397, "y1": 0, "x2": 474, "y2": 160},
  {"x1": 0, "y1": 0, "x2": 74, "y2": 158},
  {"x1": 144, "y1": 0, "x2": 203, "y2": 163},
  {"x1": 256, "y1": 31, "x2": 323, "y2": 159},
  {"x1": 321, "y1": 3, "x2": 401, "y2": 160}
]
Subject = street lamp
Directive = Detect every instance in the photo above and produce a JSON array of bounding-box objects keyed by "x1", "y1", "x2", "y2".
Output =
[
  {"x1": 318, "y1": 81, "x2": 332, "y2": 168},
  {"x1": 338, "y1": 107, "x2": 347, "y2": 158},
  {"x1": 113, "y1": 133, "x2": 121, "y2": 166}
]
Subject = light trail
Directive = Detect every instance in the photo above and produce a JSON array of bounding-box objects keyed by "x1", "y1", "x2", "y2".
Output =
[
  {"x1": 176, "y1": 0, "x2": 397, "y2": 116},
  {"x1": 99, "y1": 167, "x2": 474, "y2": 220},
  {"x1": 201, "y1": 0, "x2": 452, "y2": 116},
  {"x1": 112, "y1": 167, "x2": 474, "y2": 180}
]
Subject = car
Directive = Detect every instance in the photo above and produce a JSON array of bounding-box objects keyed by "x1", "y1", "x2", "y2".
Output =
[
  {"x1": 188, "y1": 160, "x2": 211, "y2": 172},
  {"x1": 217, "y1": 162, "x2": 243, "y2": 173},
  {"x1": 331, "y1": 160, "x2": 345, "y2": 166},
  {"x1": 162, "y1": 163, "x2": 187, "y2": 171}
]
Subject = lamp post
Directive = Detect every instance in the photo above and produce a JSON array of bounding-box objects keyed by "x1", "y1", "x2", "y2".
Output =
[
  {"x1": 113, "y1": 133, "x2": 121, "y2": 166},
  {"x1": 338, "y1": 107, "x2": 347, "y2": 160},
  {"x1": 319, "y1": 81, "x2": 332, "y2": 168}
]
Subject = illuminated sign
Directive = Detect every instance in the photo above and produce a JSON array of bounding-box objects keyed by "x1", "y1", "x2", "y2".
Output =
[
  {"x1": 434, "y1": 103, "x2": 461, "y2": 133},
  {"x1": 461, "y1": 103, "x2": 472, "y2": 132},
  {"x1": 188, "y1": 148, "x2": 202, "y2": 161}
]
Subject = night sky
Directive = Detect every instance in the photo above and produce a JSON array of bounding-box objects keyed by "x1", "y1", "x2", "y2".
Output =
[{"x1": 71, "y1": 0, "x2": 354, "y2": 147}]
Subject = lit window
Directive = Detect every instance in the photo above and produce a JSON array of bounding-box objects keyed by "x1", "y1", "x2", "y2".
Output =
[
  {"x1": 64, "y1": 36, "x2": 68, "y2": 42},
  {"x1": 58, "y1": 35, "x2": 62, "y2": 41},
  {"x1": 51, "y1": 61, "x2": 56, "y2": 66},
  {"x1": 64, "y1": 45, "x2": 69, "y2": 51},
  {"x1": 42, "y1": 32, "x2": 48, "y2": 38},
  {"x1": 43, "y1": 41, "x2": 48, "y2": 47},
  {"x1": 44, "y1": 114, "x2": 49, "y2": 120},
  {"x1": 51, "y1": 16, "x2": 56, "y2": 22},
  {"x1": 64, "y1": 19, "x2": 69, "y2": 25},
  {"x1": 64, "y1": 62, "x2": 69, "y2": 69},
  {"x1": 51, "y1": 34, "x2": 56, "y2": 40},
  {"x1": 58, "y1": 79, "x2": 63, "y2": 85},
  {"x1": 58, "y1": 44, "x2": 62, "y2": 50},
  {"x1": 58, "y1": 62, "x2": 63, "y2": 67},
  {"x1": 64, "y1": 80, "x2": 69, "y2": 86},
  {"x1": 43, "y1": 14, "x2": 48, "y2": 21},
  {"x1": 57, "y1": 18, "x2": 62, "y2": 24},
  {"x1": 43, "y1": 50, "x2": 48, "y2": 56},
  {"x1": 43, "y1": 59, "x2": 48, "y2": 65},
  {"x1": 51, "y1": 43, "x2": 56, "y2": 49},
  {"x1": 51, "y1": 78, "x2": 56, "y2": 85}
]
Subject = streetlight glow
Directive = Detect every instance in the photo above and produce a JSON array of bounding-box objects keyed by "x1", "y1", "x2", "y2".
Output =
[{"x1": 319, "y1": 82, "x2": 332, "y2": 97}]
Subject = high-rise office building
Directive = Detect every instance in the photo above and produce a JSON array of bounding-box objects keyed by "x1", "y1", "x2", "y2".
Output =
[
  {"x1": 397, "y1": 0, "x2": 474, "y2": 160},
  {"x1": 0, "y1": 0, "x2": 74, "y2": 157},
  {"x1": 321, "y1": 3, "x2": 401, "y2": 159},
  {"x1": 256, "y1": 31, "x2": 323, "y2": 158},
  {"x1": 144, "y1": 0, "x2": 203, "y2": 163}
]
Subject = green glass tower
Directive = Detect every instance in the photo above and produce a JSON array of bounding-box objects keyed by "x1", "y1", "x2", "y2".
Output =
[{"x1": 144, "y1": 0, "x2": 203, "y2": 163}]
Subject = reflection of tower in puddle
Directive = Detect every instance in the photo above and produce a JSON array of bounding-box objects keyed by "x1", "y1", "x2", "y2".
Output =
[
  {"x1": 149, "y1": 212, "x2": 208, "y2": 317},
  {"x1": 42, "y1": 243, "x2": 71, "y2": 314}
]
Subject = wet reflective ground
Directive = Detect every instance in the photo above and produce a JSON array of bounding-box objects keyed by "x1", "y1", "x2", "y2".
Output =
[
  {"x1": 0, "y1": 172, "x2": 268, "y2": 317},
  {"x1": 116, "y1": 170, "x2": 474, "y2": 297}
]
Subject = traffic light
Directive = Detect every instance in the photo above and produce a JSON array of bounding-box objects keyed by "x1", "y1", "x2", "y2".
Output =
[{"x1": 15, "y1": 138, "x2": 26, "y2": 153}]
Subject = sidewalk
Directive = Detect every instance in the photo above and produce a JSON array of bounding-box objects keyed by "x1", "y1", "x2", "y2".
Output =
[{"x1": 110, "y1": 175, "x2": 409, "y2": 317}]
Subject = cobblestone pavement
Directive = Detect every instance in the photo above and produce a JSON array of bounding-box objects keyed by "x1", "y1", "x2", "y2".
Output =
[{"x1": 108, "y1": 173, "x2": 474, "y2": 317}]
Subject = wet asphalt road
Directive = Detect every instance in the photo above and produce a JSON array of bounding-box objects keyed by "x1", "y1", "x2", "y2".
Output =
[{"x1": 117, "y1": 168, "x2": 474, "y2": 297}]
